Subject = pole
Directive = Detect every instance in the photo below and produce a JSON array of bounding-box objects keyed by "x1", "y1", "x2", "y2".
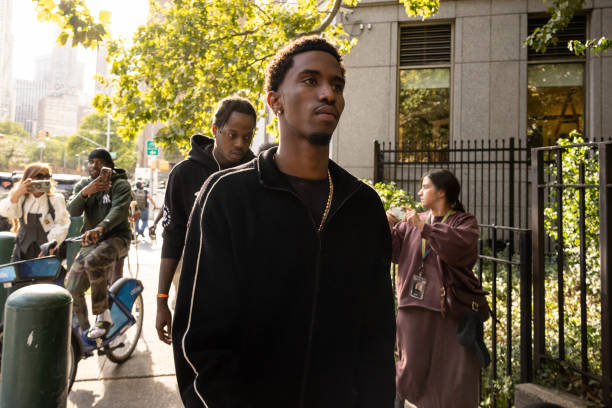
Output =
[
  {"x1": 106, "y1": 114, "x2": 111, "y2": 151},
  {"x1": 599, "y1": 142, "x2": 612, "y2": 407}
]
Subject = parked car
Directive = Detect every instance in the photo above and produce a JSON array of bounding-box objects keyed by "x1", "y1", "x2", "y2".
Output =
[{"x1": 52, "y1": 174, "x2": 83, "y2": 201}]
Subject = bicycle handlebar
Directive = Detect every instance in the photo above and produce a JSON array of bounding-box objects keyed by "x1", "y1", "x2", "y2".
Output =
[{"x1": 39, "y1": 235, "x2": 84, "y2": 257}]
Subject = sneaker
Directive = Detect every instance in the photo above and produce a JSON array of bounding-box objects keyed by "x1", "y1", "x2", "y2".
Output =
[
  {"x1": 87, "y1": 320, "x2": 113, "y2": 339},
  {"x1": 87, "y1": 312, "x2": 113, "y2": 339}
]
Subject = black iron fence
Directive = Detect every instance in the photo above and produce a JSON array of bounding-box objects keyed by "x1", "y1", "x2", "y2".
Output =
[
  {"x1": 532, "y1": 141, "x2": 612, "y2": 406},
  {"x1": 374, "y1": 138, "x2": 531, "y2": 228},
  {"x1": 477, "y1": 225, "x2": 532, "y2": 407},
  {"x1": 379, "y1": 137, "x2": 611, "y2": 405}
]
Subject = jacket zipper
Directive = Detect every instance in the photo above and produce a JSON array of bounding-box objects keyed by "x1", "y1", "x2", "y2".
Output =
[{"x1": 265, "y1": 183, "x2": 362, "y2": 407}]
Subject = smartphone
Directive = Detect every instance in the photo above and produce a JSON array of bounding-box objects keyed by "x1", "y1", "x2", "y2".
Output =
[
  {"x1": 391, "y1": 206, "x2": 406, "y2": 220},
  {"x1": 99, "y1": 167, "x2": 112, "y2": 182},
  {"x1": 30, "y1": 180, "x2": 51, "y2": 193}
]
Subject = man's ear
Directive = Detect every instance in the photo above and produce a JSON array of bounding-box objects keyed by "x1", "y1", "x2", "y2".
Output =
[{"x1": 267, "y1": 91, "x2": 282, "y2": 115}]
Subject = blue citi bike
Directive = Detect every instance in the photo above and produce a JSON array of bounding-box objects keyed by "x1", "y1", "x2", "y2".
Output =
[{"x1": 0, "y1": 235, "x2": 144, "y2": 391}]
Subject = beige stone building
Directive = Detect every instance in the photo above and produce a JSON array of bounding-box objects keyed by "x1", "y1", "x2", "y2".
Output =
[
  {"x1": 331, "y1": 0, "x2": 612, "y2": 180},
  {"x1": 38, "y1": 94, "x2": 79, "y2": 137}
]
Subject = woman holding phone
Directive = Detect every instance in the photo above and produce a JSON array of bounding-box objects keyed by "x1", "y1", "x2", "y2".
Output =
[
  {"x1": 0, "y1": 162, "x2": 70, "y2": 261},
  {"x1": 386, "y1": 169, "x2": 481, "y2": 407}
]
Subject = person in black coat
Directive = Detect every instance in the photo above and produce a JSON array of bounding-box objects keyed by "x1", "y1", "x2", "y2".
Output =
[
  {"x1": 155, "y1": 97, "x2": 256, "y2": 344},
  {"x1": 172, "y1": 36, "x2": 396, "y2": 408}
]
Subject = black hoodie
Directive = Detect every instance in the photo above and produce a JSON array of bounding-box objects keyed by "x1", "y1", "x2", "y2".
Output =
[
  {"x1": 172, "y1": 147, "x2": 396, "y2": 408},
  {"x1": 161, "y1": 134, "x2": 254, "y2": 259}
]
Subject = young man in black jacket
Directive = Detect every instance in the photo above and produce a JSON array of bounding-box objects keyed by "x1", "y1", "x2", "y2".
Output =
[
  {"x1": 173, "y1": 36, "x2": 396, "y2": 407},
  {"x1": 156, "y1": 97, "x2": 256, "y2": 344}
]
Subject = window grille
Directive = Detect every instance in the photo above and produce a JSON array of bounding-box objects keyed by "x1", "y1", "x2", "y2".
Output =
[{"x1": 399, "y1": 24, "x2": 452, "y2": 66}]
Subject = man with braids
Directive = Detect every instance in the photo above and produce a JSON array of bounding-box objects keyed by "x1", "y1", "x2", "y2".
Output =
[
  {"x1": 173, "y1": 36, "x2": 396, "y2": 407},
  {"x1": 156, "y1": 96, "x2": 256, "y2": 344}
]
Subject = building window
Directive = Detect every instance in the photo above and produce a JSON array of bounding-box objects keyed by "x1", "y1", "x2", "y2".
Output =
[
  {"x1": 527, "y1": 15, "x2": 586, "y2": 146},
  {"x1": 398, "y1": 24, "x2": 451, "y2": 156}
]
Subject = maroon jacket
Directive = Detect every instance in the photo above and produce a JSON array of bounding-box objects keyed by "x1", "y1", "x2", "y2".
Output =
[{"x1": 391, "y1": 211, "x2": 480, "y2": 311}]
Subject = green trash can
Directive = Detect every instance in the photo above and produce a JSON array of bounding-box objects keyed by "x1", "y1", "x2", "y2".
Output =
[
  {"x1": 0, "y1": 284, "x2": 72, "y2": 408},
  {"x1": 0, "y1": 231, "x2": 16, "y2": 325}
]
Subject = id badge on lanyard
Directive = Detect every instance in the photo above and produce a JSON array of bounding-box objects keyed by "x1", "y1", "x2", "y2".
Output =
[
  {"x1": 409, "y1": 260, "x2": 429, "y2": 300},
  {"x1": 408, "y1": 210, "x2": 453, "y2": 301}
]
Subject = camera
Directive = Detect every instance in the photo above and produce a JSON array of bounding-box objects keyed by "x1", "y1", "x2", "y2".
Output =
[
  {"x1": 99, "y1": 167, "x2": 112, "y2": 182},
  {"x1": 30, "y1": 180, "x2": 51, "y2": 193}
]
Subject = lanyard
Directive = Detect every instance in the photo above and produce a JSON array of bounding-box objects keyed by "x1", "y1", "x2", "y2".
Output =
[{"x1": 421, "y1": 209, "x2": 454, "y2": 260}]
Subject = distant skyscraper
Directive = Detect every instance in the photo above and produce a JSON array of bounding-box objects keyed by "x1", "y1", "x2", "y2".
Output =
[
  {"x1": 38, "y1": 93, "x2": 79, "y2": 137},
  {"x1": 14, "y1": 79, "x2": 52, "y2": 135},
  {"x1": 0, "y1": 0, "x2": 15, "y2": 121},
  {"x1": 95, "y1": 43, "x2": 112, "y2": 96},
  {"x1": 35, "y1": 41, "x2": 85, "y2": 94}
]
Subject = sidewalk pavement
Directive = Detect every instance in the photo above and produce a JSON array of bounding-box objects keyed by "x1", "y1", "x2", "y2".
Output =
[{"x1": 67, "y1": 237, "x2": 183, "y2": 408}]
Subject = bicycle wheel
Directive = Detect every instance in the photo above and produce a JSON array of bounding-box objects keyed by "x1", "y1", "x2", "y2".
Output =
[
  {"x1": 104, "y1": 293, "x2": 143, "y2": 363},
  {"x1": 67, "y1": 337, "x2": 78, "y2": 392}
]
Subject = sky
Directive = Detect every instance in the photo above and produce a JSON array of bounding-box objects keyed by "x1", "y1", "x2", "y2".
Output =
[{"x1": 12, "y1": 0, "x2": 150, "y2": 97}]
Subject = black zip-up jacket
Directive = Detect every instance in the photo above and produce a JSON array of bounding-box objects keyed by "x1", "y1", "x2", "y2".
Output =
[
  {"x1": 161, "y1": 134, "x2": 254, "y2": 259},
  {"x1": 172, "y1": 147, "x2": 396, "y2": 408}
]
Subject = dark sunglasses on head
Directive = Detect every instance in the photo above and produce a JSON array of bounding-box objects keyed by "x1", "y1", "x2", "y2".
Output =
[{"x1": 33, "y1": 174, "x2": 51, "y2": 180}]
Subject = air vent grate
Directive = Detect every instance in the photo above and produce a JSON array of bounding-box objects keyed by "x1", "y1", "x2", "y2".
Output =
[
  {"x1": 400, "y1": 24, "x2": 452, "y2": 66},
  {"x1": 528, "y1": 15, "x2": 586, "y2": 60}
]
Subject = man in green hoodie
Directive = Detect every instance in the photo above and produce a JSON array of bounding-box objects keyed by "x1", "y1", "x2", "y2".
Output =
[{"x1": 66, "y1": 148, "x2": 132, "y2": 339}]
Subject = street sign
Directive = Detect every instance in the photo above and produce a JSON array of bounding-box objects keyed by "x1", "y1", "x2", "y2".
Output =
[{"x1": 146, "y1": 140, "x2": 159, "y2": 156}]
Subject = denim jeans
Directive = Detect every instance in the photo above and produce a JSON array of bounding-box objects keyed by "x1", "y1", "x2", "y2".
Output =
[{"x1": 136, "y1": 207, "x2": 149, "y2": 235}]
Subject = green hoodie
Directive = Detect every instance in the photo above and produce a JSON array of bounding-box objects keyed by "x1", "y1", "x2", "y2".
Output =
[{"x1": 67, "y1": 168, "x2": 132, "y2": 241}]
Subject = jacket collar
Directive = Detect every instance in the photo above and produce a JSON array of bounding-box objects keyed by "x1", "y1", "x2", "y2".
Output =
[{"x1": 257, "y1": 146, "x2": 363, "y2": 210}]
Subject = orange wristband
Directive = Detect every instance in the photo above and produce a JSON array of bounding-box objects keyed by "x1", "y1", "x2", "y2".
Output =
[{"x1": 157, "y1": 293, "x2": 169, "y2": 298}]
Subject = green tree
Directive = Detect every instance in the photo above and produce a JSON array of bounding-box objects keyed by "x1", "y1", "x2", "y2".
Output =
[
  {"x1": 524, "y1": 0, "x2": 610, "y2": 56},
  {"x1": 93, "y1": 0, "x2": 360, "y2": 149},
  {"x1": 67, "y1": 113, "x2": 137, "y2": 173},
  {"x1": 24, "y1": 135, "x2": 71, "y2": 167},
  {"x1": 33, "y1": 0, "x2": 110, "y2": 48},
  {"x1": 34, "y1": 0, "x2": 440, "y2": 149},
  {"x1": 91, "y1": 0, "x2": 440, "y2": 149},
  {"x1": 0, "y1": 121, "x2": 33, "y2": 171}
]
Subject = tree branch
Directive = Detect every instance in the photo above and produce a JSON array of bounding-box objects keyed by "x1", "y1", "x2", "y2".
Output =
[{"x1": 303, "y1": 0, "x2": 343, "y2": 36}]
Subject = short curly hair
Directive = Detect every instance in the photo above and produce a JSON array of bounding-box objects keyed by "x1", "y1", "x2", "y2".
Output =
[
  {"x1": 265, "y1": 36, "x2": 345, "y2": 93},
  {"x1": 213, "y1": 96, "x2": 257, "y2": 129}
]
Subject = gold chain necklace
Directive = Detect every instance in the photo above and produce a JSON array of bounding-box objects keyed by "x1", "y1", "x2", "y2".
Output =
[
  {"x1": 274, "y1": 153, "x2": 333, "y2": 233},
  {"x1": 318, "y1": 169, "x2": 333, "y2": 233}
]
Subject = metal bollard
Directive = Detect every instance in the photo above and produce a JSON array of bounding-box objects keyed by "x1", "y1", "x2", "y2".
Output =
[
  {"x1": 0, "y1": 231, "x2": 16, "y2": 325},
  {"x1": 1, "y1": 284, "x2": 72, "y2": 408}
]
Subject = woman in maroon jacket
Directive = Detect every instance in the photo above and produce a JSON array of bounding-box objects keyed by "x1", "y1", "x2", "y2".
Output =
[{"x1": 387, "y1": 169, "x2": 481, "y2": 408}]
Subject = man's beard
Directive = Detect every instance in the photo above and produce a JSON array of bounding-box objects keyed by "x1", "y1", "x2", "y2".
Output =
[{"x1": 307, "y1": 133, "x2": 332, "y2": 146}]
